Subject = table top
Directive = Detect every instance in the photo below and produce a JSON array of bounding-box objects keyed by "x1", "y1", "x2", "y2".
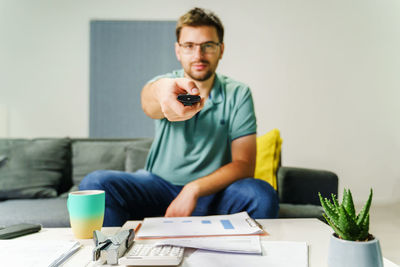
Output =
[
  {"x1": 14, "y1": 218, "x2": 397, "y2": 267},
  {"x1": 122, "y1": 218, "x2": 330, "y2": 267}
]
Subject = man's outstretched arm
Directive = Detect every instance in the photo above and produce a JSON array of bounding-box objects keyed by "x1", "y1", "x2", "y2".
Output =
[
  {"x1": 165, "y1": 134, "x2": 257, "y2": 217},
  {"x1": 141, "y1": 78, "x2": 204, "y2": 121}
]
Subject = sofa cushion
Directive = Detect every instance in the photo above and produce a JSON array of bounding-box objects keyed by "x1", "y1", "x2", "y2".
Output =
[
  {"x1": 125, "y1": 139, "x2": 153, "y2": 172},
  {"x1": 279, "y1": 203, "x2": 324, "y2": 220},
  {"x1": 70, "y1": 139, "x2": 153, "y2": 191},
  {"x1": 254, "y1": 129, "x2": 282, "y2": 190},
  {"x1": 0, "y1": 139, "x2": 69, "y2": 199},
  {"x1": 0, "y1": 198, "x2": 70, "y2": 227}
]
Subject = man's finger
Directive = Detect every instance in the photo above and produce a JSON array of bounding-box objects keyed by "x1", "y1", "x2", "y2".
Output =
[
  {"x1": 191, "y1": 87, "x2": 199, "y2": 95},
  {"x1": 175, "y1": 78, "x2": 199, "y2": 95}
]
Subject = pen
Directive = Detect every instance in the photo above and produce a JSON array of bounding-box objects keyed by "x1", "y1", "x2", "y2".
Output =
[
  {"x1": 246, "y1": 217, "x2": 263, "y2": 230},
  {"x1": 134, "y1": 223, "x2": 142, "y2": 233},
  {"x1": 254, "y1": 219, "x2": 263, "y2": 230}
]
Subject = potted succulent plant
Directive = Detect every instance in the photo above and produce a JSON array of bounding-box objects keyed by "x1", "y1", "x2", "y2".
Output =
[{"x1": 319, "y1": 188, "x2": 383, "y2": 267}]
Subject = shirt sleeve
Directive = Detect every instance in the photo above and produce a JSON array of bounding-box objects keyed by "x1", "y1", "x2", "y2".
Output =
[{"x1": 229, "y1": 87, "x2": 257, "y2": 141}]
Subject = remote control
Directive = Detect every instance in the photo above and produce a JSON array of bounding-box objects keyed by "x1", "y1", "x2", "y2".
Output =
[
  {"x1": 0, "y1": 223, "x2": 41, "y2": 239},
  {"x1": 177, "y1": 94, "x2": 201, "y2": 106}
]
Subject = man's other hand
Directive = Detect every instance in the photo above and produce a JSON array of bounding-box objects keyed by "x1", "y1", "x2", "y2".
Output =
[
  {"x1": 156, "y1": 78, "x2": 205, "y2": 121},
  {"x1": 165, "y1": 183, "x2": 200, "y2": 217}
]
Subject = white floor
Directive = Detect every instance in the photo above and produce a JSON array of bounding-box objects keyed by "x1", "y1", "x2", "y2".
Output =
[{"x1": 368, "y1": 201, "x2": 400, "y2": 264}]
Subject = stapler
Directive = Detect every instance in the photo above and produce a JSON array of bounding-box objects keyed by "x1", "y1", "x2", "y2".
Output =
[{"x1": 92, "y1": 229, "x2": 135, "y2": 265}]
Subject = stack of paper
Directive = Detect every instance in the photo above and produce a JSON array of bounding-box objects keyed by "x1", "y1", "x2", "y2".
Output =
[
  {"x1": 0, "y1": 240, "x2": 81, "y2": 267},
  {"x1": 155, "y1": 236, "x2": 262, "y2": 254},
  {"x1": 134, "y1": 212, "x2": 308, "y2": 266},
  {"x1": 182, "y1": 241, "x2": 308, "y2": 267}
]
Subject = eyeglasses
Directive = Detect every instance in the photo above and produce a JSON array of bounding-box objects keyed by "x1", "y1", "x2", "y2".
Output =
[{"x1": 178, "y1": 41, "x2": 221, "y2": 54}]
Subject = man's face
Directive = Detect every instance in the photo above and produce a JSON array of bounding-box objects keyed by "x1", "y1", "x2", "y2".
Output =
[{"x1": 175, "y1": 26, "x2": 224, "y2": 82}]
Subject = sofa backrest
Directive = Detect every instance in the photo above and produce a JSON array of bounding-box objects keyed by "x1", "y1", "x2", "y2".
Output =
[
  {"x1": 0, "y1": 138, "x2": 71, "y2": 199},
  {"x1": 67, "y1": 138, "x2": 153, "y2": 193},
  {"x1": 0, "y1": 138, "x2": 153, "y2": 199}
]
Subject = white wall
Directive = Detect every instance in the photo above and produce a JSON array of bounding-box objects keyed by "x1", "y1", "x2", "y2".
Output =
[
  {"x1": 0, "y1": 105, "x2": 8, "y2": 137},
  {"x1": 1, "y1": 0, "x2": 399, "y2": 204}
]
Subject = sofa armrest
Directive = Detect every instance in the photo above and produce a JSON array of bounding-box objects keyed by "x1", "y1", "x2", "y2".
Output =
[{"x1": 277, "y1": 166, "x2": 338, "y2": 206}]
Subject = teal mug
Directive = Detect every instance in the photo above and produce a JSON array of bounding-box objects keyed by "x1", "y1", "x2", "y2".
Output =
[{"x1": 67, "y1": 190, "x2": 105, "y2": 239}]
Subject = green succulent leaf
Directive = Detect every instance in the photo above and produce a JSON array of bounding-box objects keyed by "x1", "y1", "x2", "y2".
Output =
[
  {"x1": 331, "y1": 194, "x2": 340, "y2": 210},
  {"x1": 357, "y1": 189, "x2": 373, "y2": 225},
  {"x1": 323, "y1": 213, "x2": 348, "y2": 239},
  {"x1": 324, "y1": 197, "x2": 338, "y2": 215},
  {"x1": 319, "y1": 192, "x2": 339, "y2": 222},
  {"x1": 342, "y1": 188, "x2": 356, "y2": 220},
  {"x1": 319, "y1": 189, "x2": 372, "y2": 241},
  {"x1": 358, "y1": 214, "x2": 370, "y2": 241},
  {"x1": 338, "y1": 205, "x2": 360, "y2": 240}
]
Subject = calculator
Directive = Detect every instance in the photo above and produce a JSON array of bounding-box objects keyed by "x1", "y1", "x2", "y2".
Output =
[{"x1": 118, "y1": 243, "x2": 185, "y2": 266}]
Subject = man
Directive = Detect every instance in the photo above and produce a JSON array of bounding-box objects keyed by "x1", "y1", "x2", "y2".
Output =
[{"x1": 80, "y1": 7, "x2": 279, "y2": 226}]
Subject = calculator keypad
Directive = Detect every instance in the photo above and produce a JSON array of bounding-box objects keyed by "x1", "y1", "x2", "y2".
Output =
[{"x1": 119, "y1": 243, "x2": 185, "y2": 266}]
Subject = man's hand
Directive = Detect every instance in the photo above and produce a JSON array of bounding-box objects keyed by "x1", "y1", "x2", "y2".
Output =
[
  {"x1": 165, "y1": 182, "x2": 200, "y2": 217},
  {"x1": 142, "y1": 77, "x2": 205, "y2": 121}
]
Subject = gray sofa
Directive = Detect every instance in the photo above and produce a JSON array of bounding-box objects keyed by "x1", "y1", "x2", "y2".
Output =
[{"x1": 0, "y1": 138, "x2": 338, "y2": 227}]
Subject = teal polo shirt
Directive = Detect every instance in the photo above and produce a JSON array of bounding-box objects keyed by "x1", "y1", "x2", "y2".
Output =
[{"x1": 145, "y1": 69, "x2": 257, "y2": 185}]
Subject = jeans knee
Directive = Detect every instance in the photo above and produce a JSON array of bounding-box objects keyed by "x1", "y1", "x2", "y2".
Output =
[
  {"x1": 255, "y1": 180, "x2": 279, "y2": 218},
  {"x1": 233, "y1": 178, "x2": 279, "y2": 218},
  {"x1": 79, "y1": 170, "x2": 113, "y2": 190}
]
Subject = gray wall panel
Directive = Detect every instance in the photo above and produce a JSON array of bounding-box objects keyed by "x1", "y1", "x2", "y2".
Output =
[{"x1": 90, "y1": 21, "x2": 180, "y2": 138}]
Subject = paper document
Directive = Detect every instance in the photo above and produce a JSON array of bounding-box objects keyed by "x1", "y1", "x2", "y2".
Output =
[
  {"x1": 0, "y1": 240, "x2": 81, "y2": 267},
  {"x1": 181, "y1": 241, "x2": 308, "y2": 267},
  {"x1": 136, "y1": 212, "x2": 265, "y2": 239},
  {"x1": 384, "y1": 258, "x2": 400, "y2": 267},
  {"x1": 155, "y1": 236, "x2": 262, "y2": 254}
]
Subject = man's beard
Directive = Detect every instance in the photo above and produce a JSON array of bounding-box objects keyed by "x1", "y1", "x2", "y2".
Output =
[
  {"x1": 187, "y1": 69, "x2": 214, "y2": 82},
  {"x1": 186, "y1": 61, "x2": 215, "y2": 82}
]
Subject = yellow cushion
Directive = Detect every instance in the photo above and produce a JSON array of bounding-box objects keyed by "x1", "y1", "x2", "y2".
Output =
[{"x1": 254, "y1": 128, "x2": 282, "y2": 190}]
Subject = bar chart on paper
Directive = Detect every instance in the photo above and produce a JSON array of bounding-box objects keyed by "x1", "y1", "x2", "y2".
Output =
[{"x1": 136, "y1": 212, "x2": 266, "y2": 239}]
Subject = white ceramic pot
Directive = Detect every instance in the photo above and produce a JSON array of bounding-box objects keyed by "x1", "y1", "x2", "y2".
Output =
[{"x1": 328, "y1": 234, "x2": 383, "y2": 267}]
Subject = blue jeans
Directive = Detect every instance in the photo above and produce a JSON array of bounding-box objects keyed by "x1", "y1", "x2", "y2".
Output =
[{"x1": 79, "y1": 169, "x2": 279, "y2": 226}]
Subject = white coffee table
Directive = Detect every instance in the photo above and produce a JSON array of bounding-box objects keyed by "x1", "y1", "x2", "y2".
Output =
[{"x1": 14, "y1": 219, "x2": 398, "y2": 267}]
